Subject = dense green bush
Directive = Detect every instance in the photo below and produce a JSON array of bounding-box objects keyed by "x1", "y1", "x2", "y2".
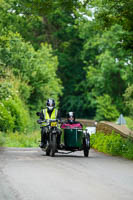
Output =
[
  {"x1": 0, "y1": 72, "x2": 32, "y2": 132},
  {"x1": 0, "y1": 98, "x2": 31, "y2": 132},
  {"x1": 3, "y1": 97, "x2": 31, "y2": 132},
  {"x1": 0, "y1": 103, "x2": 15, "y2": 132},
  {"x1": 124, "y1": 117, "x2": 133, "y2": 131},
  {"x1": 90, "y1": 132, "x2": 133, "y2": 160},
  {"x1": 0, "y1": 81, "x2": 13, "y2": 99},
  {"x1": 122, "y1": 138, "x2": 133, "y2": 160},
  {"x1": 0, "y1": 132, "x2": 5, "y2": 146},
  {"x1": 19, "y1": 81, "x2": 31, "y2": 104}
]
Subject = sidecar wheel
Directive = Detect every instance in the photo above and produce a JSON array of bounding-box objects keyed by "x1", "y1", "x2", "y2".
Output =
[
  {"x1": 83, "y1": 148, "x2": 89, "y2": 157},
  {"x1": 83, "y1": 138, "x2": 89, "y2": 157}
]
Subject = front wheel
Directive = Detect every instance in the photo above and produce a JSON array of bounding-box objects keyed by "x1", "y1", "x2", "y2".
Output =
[{"x1": 50, "y1": 134, "x2": 57, "y2": 157}]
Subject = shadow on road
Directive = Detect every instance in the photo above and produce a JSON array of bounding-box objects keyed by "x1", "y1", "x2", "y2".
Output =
[{"x1": 41, "y1": 151, "x2": 90, "y2": 158}]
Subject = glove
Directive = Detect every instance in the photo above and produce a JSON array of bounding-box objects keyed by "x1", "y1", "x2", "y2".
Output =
[{"x1": 37, "y1": 119, "x2": 42, "y2": 124}]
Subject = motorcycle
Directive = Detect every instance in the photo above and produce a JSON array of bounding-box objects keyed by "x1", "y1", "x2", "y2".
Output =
[
  {"x1": 36, "y1": 112, "x2": 90, "y2": 157},
  {"x1": 45, "y1": 119, "x2": 61, "y2": 157},
  {"x1": 37, "y1": 117, "x2": 61, "y2": 157}
]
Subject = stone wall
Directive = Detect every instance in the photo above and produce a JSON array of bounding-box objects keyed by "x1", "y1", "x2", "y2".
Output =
[
  {"x1": 78, "y1": 119, "x2": 96, "y2": 126},
  {"x1": 96, "y1": 121, "x2": 133, "y2": 138}
]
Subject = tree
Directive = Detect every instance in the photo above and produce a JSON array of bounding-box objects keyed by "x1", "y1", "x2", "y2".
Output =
[
  {"x1": 77, "y1": 2, "x2": 133, "y2": 116},
  {"x1": 92, "y1": 0, "x2": 133, "y2": 49},
  {"x1": 95, "y1": 94, "x2": 119, "y2": 121},
  {"x1": 0, "y1": 32, "x2": 63, "y2": 110}
]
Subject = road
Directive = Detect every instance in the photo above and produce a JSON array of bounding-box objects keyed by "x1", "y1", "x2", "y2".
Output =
[{"x1": 0, "y1": 147, "x2": 133, "y2": 200}]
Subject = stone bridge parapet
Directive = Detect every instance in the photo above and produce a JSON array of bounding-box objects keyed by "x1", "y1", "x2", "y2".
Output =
[
  {"x1": 77, "y1": 119, "x2": 133, "y2": 139},
  {"x1": 96, "y1": 121, "x2": 133, "y2": 138}
]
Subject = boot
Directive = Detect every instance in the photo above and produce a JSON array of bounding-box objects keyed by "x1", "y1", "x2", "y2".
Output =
[
  {"x1": 39, "y1": 142, "x2": 45, "y2": 148},
  {"x1": 40, "y1": 129, "x2": 47, "y2": 148}
]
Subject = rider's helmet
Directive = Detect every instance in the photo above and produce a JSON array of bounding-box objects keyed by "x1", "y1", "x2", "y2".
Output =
[
  {"x1": 67, "y1": 112, "x2": 75, "y2": 124},
  {"x1": 46, "y1": 98, "x2": 55, "y2": 111}
]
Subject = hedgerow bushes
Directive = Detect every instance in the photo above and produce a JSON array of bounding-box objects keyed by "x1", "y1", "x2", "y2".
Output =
[
  {"x1": 0, "y1": 132, "x2": 5, "y2": 146},
  {"x1": 0, "y1": 103, "x2": 15, "y2": 132},
  {"x1": 90, "y1": 132, "x2": 133, "y2": 160},
  {"x1": 0, "y1": 71, "x2": 31, "y2": 132},
  {"x1": 2, "y1": 97, "x2": 31, "y2": 132},
  {"x1": 0, "y1": 31, "x2": 63, "y2": 135}
]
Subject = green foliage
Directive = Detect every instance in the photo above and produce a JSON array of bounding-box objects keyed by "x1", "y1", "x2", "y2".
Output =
[
  {"x1": 19, "y1": 81, "x2": 32, "y2": 104},
  {"x1": 95, "y1": 94, "x2": 119, "y2": 121},
  {"x1": 0, "y1": 103, "x2": 14, "y2": 132},
  {"x1": 14, "y1": 0, "x2": 82, "y2": 16},
  {"x1": 123, "y1": 85, "x2": 133, "y2": 117},
  {"x1": 90, "y1": 132, "x2": 133, "y2": 160},
  {"x1": 0, "y1": 32, "x2": 63, "y2": 111},
  {"x1": 28, "y1": 43, "x2": 63, "y2": 110},
  {"x1": 3, "y1": 97, "x2": 31, "y2": 132},
  {"x1": 78, "y1": 20, "x2": 132, "y2": 115},
  {"x1": 124, "y1": 117, "x2": 133, "y2": 131},
  {"x1": 0, "y1": 0, "x2": 85, "y2": 117},
  {"x1": 104, "y1": 133, "x2": 123, "y2": 156},
  {"x1": 92, "y1": 0, "x2": 133, "y2": 39},
  {"x1": 0, "y1": 0, "x2": 133, "y2": 122},
  {"x1": 0, "y1": 132, "x2": 5, "y2": 146},
  {"x1": 0, "y1": 81, "x2": 13, "y2": 99},
  {"x1": 122, "y1": 137, "x2": 133, "y2": 160},
  {"x1": 0, "y1": 71, "x2": 32, "y2": 132},
  {"x1": 0, "y1": 96, "x2": 31, "y2": 133}
]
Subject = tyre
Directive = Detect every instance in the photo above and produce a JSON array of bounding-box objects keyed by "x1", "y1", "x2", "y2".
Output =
[
  {"x1": 50, "y1": 134, "x2": 57, "y2": 157},
  {"x1": 83, "y1": 138, "x2": 89, "y2": 157},
  {"x1": 83, "y1": 148, "x2": 89, "y2": 157}
]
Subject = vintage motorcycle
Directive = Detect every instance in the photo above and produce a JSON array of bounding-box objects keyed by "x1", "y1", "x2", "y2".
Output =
[
  {"x1": 37, "y1": 117, "x2": 61, "y2": 157},
  {"x1": 37, "y1": 114, "x2": 90, "y2": 157}
]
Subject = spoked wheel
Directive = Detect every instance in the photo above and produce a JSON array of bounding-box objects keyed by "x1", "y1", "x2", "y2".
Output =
[
  {"x1": 50, "y1": 134, "x2": 57, "y2": 157},
  {"x1": 83, "y1": 138, "x2": 90, "y2": 157},
  {"x1": 83, "y1": 147, "x2": 89, "y2": 157}
]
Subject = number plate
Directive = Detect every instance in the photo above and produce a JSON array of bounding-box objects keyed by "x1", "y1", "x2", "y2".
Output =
[{"x1": 51, "y1": 122, "x2": 57, "y2": 127}]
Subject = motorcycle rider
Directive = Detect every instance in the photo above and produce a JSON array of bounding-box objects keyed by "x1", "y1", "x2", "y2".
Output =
[
  {"x1": 61, "y1": 111, "x2": 83, "y2": 129},
  {"x1": 37, "y1": 98, "x2": 61, "y2": 148}
]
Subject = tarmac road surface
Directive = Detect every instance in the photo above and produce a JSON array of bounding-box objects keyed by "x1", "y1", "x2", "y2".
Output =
[{"x1": 0, "y1": 147, "x2": 133, "y2": 200}]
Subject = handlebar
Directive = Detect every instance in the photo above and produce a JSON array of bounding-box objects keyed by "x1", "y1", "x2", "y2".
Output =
[{"x1": 37, "y1": 119, "x2": 62, "y2": 124}]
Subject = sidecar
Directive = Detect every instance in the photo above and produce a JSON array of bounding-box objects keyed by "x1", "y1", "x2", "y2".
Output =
[{"x1": 60, "y1": 128, "x2": 90, "y2": 157}]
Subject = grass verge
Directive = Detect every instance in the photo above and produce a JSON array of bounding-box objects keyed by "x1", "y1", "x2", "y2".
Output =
[{"x1": 0, "y1": 131, "x2": 40, "y2": 147}]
